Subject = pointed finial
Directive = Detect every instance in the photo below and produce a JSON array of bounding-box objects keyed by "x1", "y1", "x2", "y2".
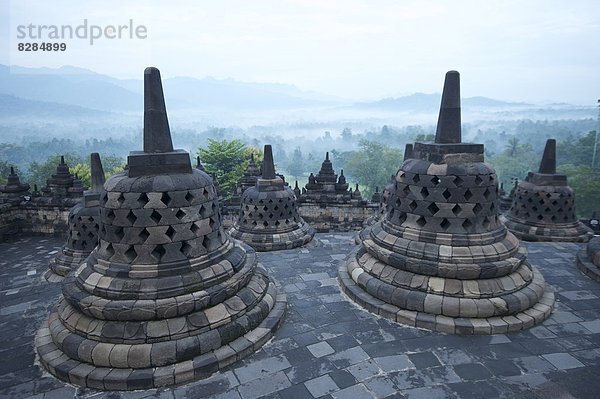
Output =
[
  {"x1": 325, "y1": 152, "x2": 329, "y2": 161},
  {"x1": 34, "y1": 184, "x2": 38, "y2": 191},
  {"x1": 295, "y1": 181, "x2": 299, "y2": 189},
  {"x1": 10, "y1": 166, "x2": 14, "y2": 175},
  {"x1": 538, "y1": 139, "x2": 556, "y2": 174},
  {"x1": 404, "y1": 143, "x2": 414, "y2": 161},
  {"x1": 75, "y1": 173, "x2": 79, "y2": 179},
  {"x1": 251, "y1": 153, "x2": 255, "y2": 162},
  {"x1": 435, "y1": 70, "x2": 461, "y2": 144},
  {"x1": 355, "y1": 183, "x2": 359, "y2": 191},
  {"x1": 90, "y1": 153, "x2": 106, "y2": 193},
  {"x1": 262, "y1": 144, "x2": 276, "y2": 179},
  {"x1": 375, "y1": 186, "x2": 379, "y2": 192},
  {"x1": 60, "y1": 155, "x2": 65, "y2": 164},
  {"x1": 340, "y1": 169, "x2": 345, "y2": 177},
  {"x1": 143, "y1": 67, "x2": 174, "y2": 153}
]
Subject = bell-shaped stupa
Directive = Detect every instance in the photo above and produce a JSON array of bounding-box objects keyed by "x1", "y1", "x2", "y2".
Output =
[
  {"x1": 0, "y1": 166, "x2": 30, "y2": 203},
  {"x1": 339, "y1": 71, "x2": 554, "y2": 334},
  {"x1": 229, "y1": 145, "x2": 314, "y2": 251},
  {"x1": 46, "y1": 153, "x2": 106, "y2": 281},
  {"x1": 35, "y1": 67, "x2": 286, "y2": 390},
  {"x1": 502, "y1": 139, "x2": 593, "y2": 242}
]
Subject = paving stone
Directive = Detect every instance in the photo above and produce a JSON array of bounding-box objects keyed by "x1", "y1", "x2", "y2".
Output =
[
  {"x1": 514, "y1": 356, "x2": 557, "y2": 373},
  {"x1": 307, "y1": 342, "x2": 335, "y2": 358},
  {"x1": 452, "y1": 363, "x2": 492, "y2": 381},
  {"x1": 234, "y1": 355, "x2": 292, "y2": 384},
  {"x1": 237, "y1": 371, "x2": 291, "y2": 399},
  {"x1": 362, "y1": 375, "x2": 397, "y2": 398},
  {"x1": 304, "y1": 374, "x2": 339, "y2": 397},
  {"x1": 402, "y1": 385, "x2": 457, "y2": 399},
  {"x1": 373, "y1": 354, "x2": 415, "y2": 372},
  {"x1": 541, "y1": 353, "x2": 586, "y2": 370},
  {"x1": 407, "y1": 352, "x2": 441, "y2": 369},
  {"x1": 331, "y1": 383, "x2": 374, "y2": 399},
  {"x1": 328, "y1": 370, "x2": 357, "y2": 390}
]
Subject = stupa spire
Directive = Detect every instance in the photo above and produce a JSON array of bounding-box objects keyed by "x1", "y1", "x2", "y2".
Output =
[
  {"x1": 90, "y1": 153, "x2": 105, "y2": 193},
  {"x1": 262, "y1": 144, "x2": 276, "y2": 179},
  {"x1": 435, "y1": 70, "x2": 461, "y2": 144},
  {"x1": 538, "y1": 139, "x2": 556, "y2": 174},
  {"x1": 143, "y1": 67, "x2": 173, "y2": 153}
]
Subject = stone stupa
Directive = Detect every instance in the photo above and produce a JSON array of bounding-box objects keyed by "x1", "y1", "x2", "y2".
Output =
[
  {"x1": 0, "y1": 166, "x2": 30, "y2": 204},
  {"x1": 339, "y1": 71, "x2": 555, "y2": 335},
  {"x1": 45, "y1": 153, "x2": 106, "y2": 282},
  {"x1": 229, "y1": 145, "x2": 314, "y2": 251},
  {"x1": 502, "y1": 139, "x2": 593, "y2": 242},
  {"x1": 35, "y1": 67, "x2": 286, "y2": 390}
]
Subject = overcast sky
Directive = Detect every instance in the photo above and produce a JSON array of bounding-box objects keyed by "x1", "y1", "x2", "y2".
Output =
[{"x1": 1, "y1": 0, "x2": 599, "y2": 104}]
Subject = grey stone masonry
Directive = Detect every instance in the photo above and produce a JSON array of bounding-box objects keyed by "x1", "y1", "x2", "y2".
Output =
[
  {"x1": 576, "y1": 236, "x2": 600, "y2": 281},
  {"x1": 35, "y1": 67, "x2": 286, "y2": 390},
  {"x1": 229, "y1": 145, "x2": 314, "y2": 251},
  {"x1": 502, "y1": 139, "x2": 593, "y2": 243},
  {"x1": 340, "y1": 71, "x2": 555, "y2": 334},
  {"x1": 46, "y1": 153, "x2": 107, "y2": 282}
]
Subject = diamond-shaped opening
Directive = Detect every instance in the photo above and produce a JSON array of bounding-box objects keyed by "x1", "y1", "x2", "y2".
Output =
[
  {"x1": 532, "y1": 206, "x2": 538, "y2": 212},
  {"x1": 263, "y1": 221, "x2": 269, "y2": 227},
  {"x1": 152, "y1": 245, "x2": 166, "y2": 261},
  {"x1": 202, "y1": 236, "x2": 212, "y2": 251},
  {"x1": 416, "y1": 216, "x2": 427, "y2": 227},
  {"x1": 105, "y1": 209, "x2": 115, "y2": 222},
  {"x1": 440, "y1": 218, "x2": 450, "y2": 231},
  {"x1": 275, "y1": 220, "x2": 281, "y2": 226},
  {"x1": 412, "y1": 174, "x2": 420, "y2": 184},
  {"x1": 551, "y1": 215, "x2": 557, "y2": 221},
  {"x1": 138, "y1": 192, "x2": 149, "y2": 206},
  {"x1": 397, "y1": 212, "x2": 407, "y2": 224},
  {"x1": 124, "y1": 246, "x2": 137, "y2": 262},
  {"x1": 462, "y1": 219, "x2": 473, "y2": 230},
  {"x1": 181, "y1": 241, "x2": 192, "y2": 256},
  {"x1": 268, "y1": 199, "x2": 273, "y2": 203},
  {"x1": 475, "y1": 175, "x2": 483, "y2": 185},
  {"x1": 427, "y1": 202, "x2": 439, "y2": 215},
  {"x1": 117, "y1": 193, "x2": 125, "y2": 205},
  {"x1": 161, "y1": 192, "x2": 171, "y2": 206},
  {"x1": 268, "y1": 213, "x2": 274, "y2": 219},
  {"x1": 408, "y1": 200, "x2": 417, "y2": 211},
  {"x1": 284, "y1": 204, "x2": 289, "y2": 209},
  {"x1": 431, "y1": 176, "x2": 440, "y2": 185},
  {"x1": 150, "y1": 210, "x2": 162, "y2": 224},
  {"x1": 490, "y1": 202, "x2": 495, "y2": 211},
  {"x1": 185, "y1": 191, "x2": 194, "y2": 203},
  {"x1": 105, "y1": 243, "x2": 115, "y2": 257},
  {"x1": 472, "y1": 203, "x2": 482, "y2": 215},
  {"x1": 482, "y1": 217, "x2": 491, "y2": 229},
  {"x1": 166, "y1": 226, "x2": 176, "y2": 240},
  {"x1": 274, "y1": 205, "x2": 279, "y2": 211},
  {"x1": 454, "y1": 176, "x2": 463, "y2": 186},
  {"x1": 537, "y1": 214, "x2": 544, "y2": 220},
  {"x1": 442, "y1": 189, "x2": 451, "y2": 200},
  {"x1": 139, "y1": 228, "x2": 150, "y2": 242},
  {"x1": 551, "y1": 200, "x2": 558, "y2": 206},
  {"x1": 114, "y1": 226, "x2": 124, "y2": 241},
  {"x1": 546, "y1": 192, "x2": 551, "y2": 198},
  {"x1": 420, "y1": 187, "x2": 429, "y2": 198},
  {"x1": 403, "y1": 185, "x2": 411, "y2": 195},
  {"x1": 483, "y1": 188, "x2": 491, "y2": 200},
  {"x1": 209, "y1": 218, "x2": 216, "y2": 229},
  {"x1": 452, "y1": 204, "x2": 461, "y2": 216},
  {"x1": 464, "y1": 189, "x2": 473, "y2": 201},
  {"x1": 127, "y1": 210, "x2": 137, "y2": 225},
  {"x1": 175, "y1": 209, "x2": 186, "y2": 220}
]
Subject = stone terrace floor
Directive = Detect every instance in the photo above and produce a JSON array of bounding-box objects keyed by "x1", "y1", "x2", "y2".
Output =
[{"x1": 1, "y1": 233, "x2": 599, "y2": 399}]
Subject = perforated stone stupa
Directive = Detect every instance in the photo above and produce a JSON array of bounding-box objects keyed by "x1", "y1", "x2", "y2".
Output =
[
  {"x1": 45, "y1": 153, "x2": 106, "y2": 281},
  {"x1": 502, "y1": 139, "x2": 593, "y2": 242},
  {"x1": 35, "y1": 67, "x2": 286, "y2": 390},
  {"x1": 301, "y1": 152, "x2": 352, "y2": 203},
  {"x1": 41, "y1": 156, "x2": 85, "y2": 198},
  {"x1": 339, "y1": 71, "x2": 555, "y2": 334},
  {"x1": 229, "y1": 145, "x2": 314, "y2": 251}
]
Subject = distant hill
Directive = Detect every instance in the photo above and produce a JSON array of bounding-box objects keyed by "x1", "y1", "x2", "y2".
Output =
[
  {"x1": 0, "y1": 64, "x2": 335, "y2": 112},
  {"x1": 351, "y1": 93, "x2": 531, "y2": 112},
  {"x1": 0, "y1": 94, "x2": 109, "y2": 118}
]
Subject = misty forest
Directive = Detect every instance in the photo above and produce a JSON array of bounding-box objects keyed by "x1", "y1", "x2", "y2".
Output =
[{"x1": 1, "y1": 64, "x2": 599, "y2": 217}]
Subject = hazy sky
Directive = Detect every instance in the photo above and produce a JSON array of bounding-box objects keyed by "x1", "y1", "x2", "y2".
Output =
[{"x1": 1, "y1": 0, "x2": 599, "y2": 104}]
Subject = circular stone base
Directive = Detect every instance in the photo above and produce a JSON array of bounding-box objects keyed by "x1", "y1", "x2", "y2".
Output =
[
  {"x1": 501, "y1": 216, "x2": 593, "y2": 243},
  {"x1": 43, "y1": 269, "x2": 65, "y2": 283},
  {"x1": 337, "y1": 261, "x2": 554, "y2": 335},
  {"x1": 35, "y1": 291, "x2": 286, "y2": 390},
  {"x1": 48, "y1": 248, "x2": 90, "y2": 278},
  {"x1": 229, "y1": 223, "x2": 315, "y2": 252},
  {"x1": 576, "y1": 247, "x2": 600, "y2": 282}
]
